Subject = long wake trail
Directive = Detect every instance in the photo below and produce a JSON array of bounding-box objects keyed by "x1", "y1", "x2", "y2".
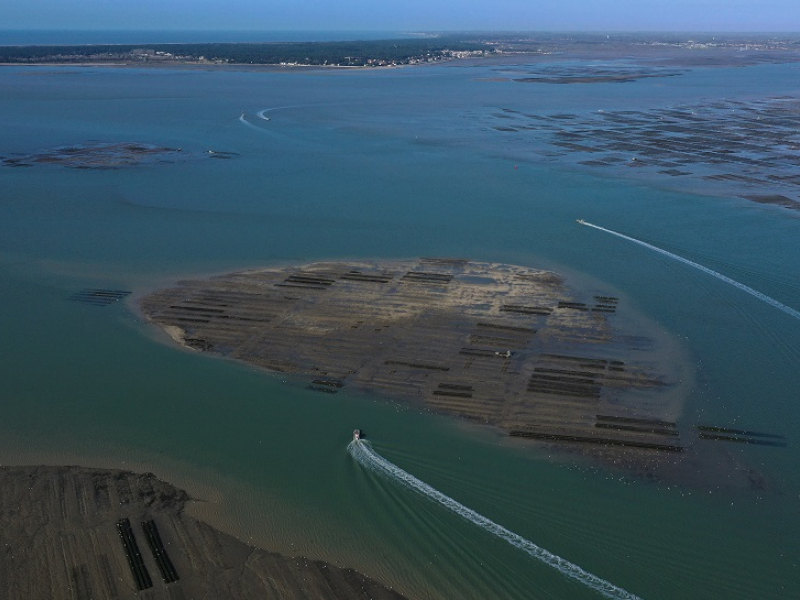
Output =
[
  {"x1": 238, "y1": 113, "x2": 264, "y2": 132},
  {"x1": 348, "y1": 439, "x2": 643, "y2": 600},
  {"x1": 578, "y1": 220, "x2": 800, "y2": 321}
]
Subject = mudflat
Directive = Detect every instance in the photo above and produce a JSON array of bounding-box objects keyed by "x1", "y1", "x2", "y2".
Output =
[
  {"x1": 0, "y1": 465, "x2": 407, "y2": 600},
  {"x1": 140, "y1": 259, "x2": 684, "y2": 455}
]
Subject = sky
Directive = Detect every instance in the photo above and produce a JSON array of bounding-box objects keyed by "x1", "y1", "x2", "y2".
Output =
[{"x1": 2, "y1": 0, "x2": 799, "y2": 33}]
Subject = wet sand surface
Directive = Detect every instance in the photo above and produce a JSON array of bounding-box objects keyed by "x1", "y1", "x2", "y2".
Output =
[
  {"x1": 140, "y1": 259, "x2": 684, "y2": 455},
  {"x1": 138, "y1": 259, "x2": 789, "y2": 491},
  {"x1": 486, "y1": 96, "x2": 800, "y2": 209},
  {"x1": 0, "y1": 465, "x2": 408, "y2": 600},
  {"x1": 0, "y1": 143, "x2": 184, "y2": 169},
  {"x1": 0, "y1": 142, "x2": 241, "y2": 170}
]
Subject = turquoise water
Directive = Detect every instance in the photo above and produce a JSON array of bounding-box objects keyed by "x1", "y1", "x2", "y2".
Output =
[{"x1": 1, "y1": 60, "x2": 799, "y2": 599}]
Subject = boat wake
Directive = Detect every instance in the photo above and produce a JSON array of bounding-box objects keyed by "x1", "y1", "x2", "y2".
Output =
[
  {"x1": 348, "y1": 439, "x2": 643, "y2": 600},
  {"x1": 577, "y1": 220, "x2": 800, "y2": 321},
  {"x1": 237, "y1": 113, "x2": 263, "y2": 132},
  {"x1": 256, "y1": 104, "x2": 308, "y2": 120}
]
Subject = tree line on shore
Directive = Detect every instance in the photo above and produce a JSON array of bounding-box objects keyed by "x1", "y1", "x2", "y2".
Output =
[{"x1": 0, "y1": 38, "x2": 493, "y2": 66}]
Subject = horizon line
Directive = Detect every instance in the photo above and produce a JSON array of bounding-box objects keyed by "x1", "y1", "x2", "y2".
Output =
[{"x1": 2, "y1": 28, "x2": 800, "y2": 35}]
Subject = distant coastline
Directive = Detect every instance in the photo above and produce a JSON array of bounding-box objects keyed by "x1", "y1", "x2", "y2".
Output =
[
  {"x1": 0, "y1": 38, "x2": 494, "y2": 68},
  {"x1": 2, "y1": 32, "x2": 800, "y2": 70}
]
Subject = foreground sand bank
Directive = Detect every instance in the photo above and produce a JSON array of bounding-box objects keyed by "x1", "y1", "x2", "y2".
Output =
[{"x1": 0, "y1": 465, "x2": 407, "y2": 600}]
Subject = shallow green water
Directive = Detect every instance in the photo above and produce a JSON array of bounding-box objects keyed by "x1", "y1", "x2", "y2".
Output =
[{"x1": 1, "y1": 61, "x2": 799, "y2": 599}]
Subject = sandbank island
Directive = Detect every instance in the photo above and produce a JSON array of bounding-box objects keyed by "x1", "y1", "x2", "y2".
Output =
[
  {"x1": 140, "y1": 258, "x2": 788, "y2": 490},
  {"x1": 140, "y1": 259, "x2": 684, "y2": 454}
]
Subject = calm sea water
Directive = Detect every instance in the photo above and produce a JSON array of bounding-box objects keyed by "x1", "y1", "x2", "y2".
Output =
[
  {"x1": 1, "y1": 57, "x2": 799, "y2": 599},
  {"x1": 0, "y1": 30, "x2": 413, "y2": 45}
]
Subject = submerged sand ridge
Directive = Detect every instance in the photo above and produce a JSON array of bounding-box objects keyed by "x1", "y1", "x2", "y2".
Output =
[
  {"x1": 488, "y1": 96, "x2": 800, "y2": 210},
  {"x1": 140, "y1": 259, "x2": 684, "y2": 454},
  {"x1": 0, "y1": 465, "x2": 408, "y2": 600}
]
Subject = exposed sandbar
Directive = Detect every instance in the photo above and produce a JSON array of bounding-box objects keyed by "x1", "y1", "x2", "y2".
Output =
[
  {"x1": 0, "y1": 465, "x2": 408, "y2": 600},
  {"x1": 488, "y1": 96, "x2": 800, "y2": 211},
  {"x1": 0, "y1": 142, "x2": 237, "y2": 170},
  {"x1": 140, "y1": 258, "x2": 685, "y2": 455}
]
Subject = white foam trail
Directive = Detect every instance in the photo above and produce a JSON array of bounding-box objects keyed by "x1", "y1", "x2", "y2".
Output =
[
  {"x1": 256, "y1": 104, "x2": 307, "y2": 119},
  {"x1": 578, "y1": 220, "x2": 800, "y2": 321},
  {"x1": 238, "y1": 113, "x2": 263, "y2": 132},
  {"x1": 349, "y1": 439, "x2": 643, "y2": 600}
]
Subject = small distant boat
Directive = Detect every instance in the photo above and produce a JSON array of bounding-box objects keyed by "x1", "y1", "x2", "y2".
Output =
[
  {"x1": 353, "y1": 429, "x2": 363, "y2": 441},
  {"x1": 576, "y1": 219, "x2": 587, "y2": 225}
]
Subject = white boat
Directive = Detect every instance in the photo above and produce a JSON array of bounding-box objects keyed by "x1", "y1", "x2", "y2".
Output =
[{"x1": 353, "y1": 429, "x2": 362, "y2": 440}]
